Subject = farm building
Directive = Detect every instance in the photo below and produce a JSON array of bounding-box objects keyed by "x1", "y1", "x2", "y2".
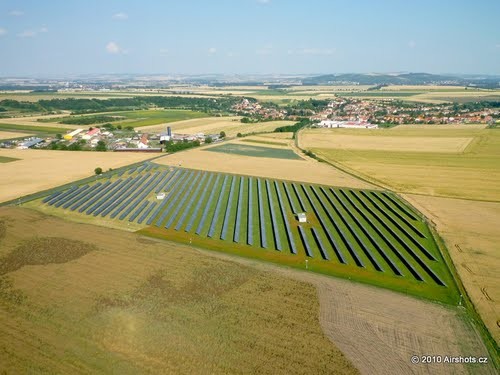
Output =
[
  {"x1": 82, "y1": 128, "x2": 100, "y2": 140},
  {"x1": 297, "y1": 212, "x2": 307, "y2": 223},
  {"x1": 318, "y1": 120, "x2": 378, "y2": 129},
  {"x1": 17, "y1": 137, "x2": 44, "y2": 149},
  {"x1": 138, "y1": 134, "x2": 149, "y2": 149},
  {"x1": 63, "y1": 129, "x2": 84, "y2": 140}
]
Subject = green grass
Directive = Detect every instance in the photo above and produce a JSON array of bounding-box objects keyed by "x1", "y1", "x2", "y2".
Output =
[
  {"x1": 241, "y1": 139, "x2": 289, "y2": 146},
  {"x1": 0, "y1": 156, "x2": 20, "y2": 163},
  {"x1": 29, "y1": 164, "x2": 460, "y2": 305},
  {"x1": 0, "y1": 123, "x2": 63, "y2": 134},
  {"x1": 205, "y1": 143, "x2": 302, "y2": 160},
  {"x1": 107, "y1": 109, "x2": 208, "y2": 128}
]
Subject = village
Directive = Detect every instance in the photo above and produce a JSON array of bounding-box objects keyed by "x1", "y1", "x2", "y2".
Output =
[{"x1": 234, "y1": 96, "x2": 499, "y2": 126}]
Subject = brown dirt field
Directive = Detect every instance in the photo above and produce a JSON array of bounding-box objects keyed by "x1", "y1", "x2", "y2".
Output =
[
  {"x1": 403, "y1": 194, "x2": 500, "y2": 346},
  {"x1": 153, "y1": 145, "x2": 376, "y2": 189},
  {"x1": 0, "y1": 131, "x2": 34, "y2": 140},
  {"x1": 0, "y1": 207, "x2": 357, "y2": 374},
  {"x1": 301, "y1": 133, "x2": 473, "y2": 153},
  {"x1": 0, "y1": 149, "x2": 153, "y2": 203}
]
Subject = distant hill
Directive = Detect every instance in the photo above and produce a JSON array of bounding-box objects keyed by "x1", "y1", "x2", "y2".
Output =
[{"x1": 302, "y1": 73, "x2": 500, "y2": 88}]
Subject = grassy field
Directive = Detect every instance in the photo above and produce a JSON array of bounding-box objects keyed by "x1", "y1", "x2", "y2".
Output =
[
  {"x1": 205, "y1": 143, "x2": 302, "y2": 160},
  {"x1": 0, "y1": 156, "x2": 19, "y2": 163},
  {"x1": 0, "y1": 123, "x2": 65, "y2": 134},
  {"x1": 27, "y1": 163, "x2": 459, "y2": 304},
  {"x1": 301, "y1": 125, "x2": 500, "y2": 201},
  {"x1": 108, "y1": 109, "x2": 209, "y2": 128},
  {"x1": 0, "y1": 206, "x2": 357, "y2": 374}
]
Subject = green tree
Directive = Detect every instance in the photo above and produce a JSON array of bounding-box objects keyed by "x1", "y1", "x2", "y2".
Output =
[
  {"x1": 94, "y1": 167, "x2": 103, "y2": 175},
  {"x1": 55, "y1": 133, "x2": 62, "y2": 140},
  {"x1": 95, "y1": 140, "x2": 107, "y2": 152},
  {"x1": 236, "y1": 132, "x2": 243, "y2": 137},
  {"x1": 205, "y1": 137, "x2": 213, "y2": 144},
  {"x1": 219, "y1": 131, "x2": 226, "y2": 138}
]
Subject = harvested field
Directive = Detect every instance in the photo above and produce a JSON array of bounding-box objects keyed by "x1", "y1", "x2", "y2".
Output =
[
  {"x1": 154, "y1": 146, "x2": 376, "y2": 189},
  {"x1": 404, "y1": 194, "x2": 500, "y2": 346},
  {"x1": 0, "y1": 207, "x2": 357, "y2": 374},
  {"x1": 302, "y1": 133, "x2": 473, "y2": 153},
  {"x1": 301, "y1": 127, "x2": 500, "y2": 201},
  {"x1": 0, "y1": 131, "x2": 34, "y2": 140},
  {"x1": 140, "y1": 116, "x2": 294, "y2": 137},
  {"x1": 0, "y1": 149, "x2": 153, "y2": 203}
]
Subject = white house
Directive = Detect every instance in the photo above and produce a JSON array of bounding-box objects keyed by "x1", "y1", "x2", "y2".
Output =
[{"x1": 297, "y1": 213, "x2": 307, "y2": 223}]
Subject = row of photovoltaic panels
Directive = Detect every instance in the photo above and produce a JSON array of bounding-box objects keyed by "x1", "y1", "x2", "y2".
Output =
[{"x1": 44, "y1": 164, "x2": 444, "y2": 286}]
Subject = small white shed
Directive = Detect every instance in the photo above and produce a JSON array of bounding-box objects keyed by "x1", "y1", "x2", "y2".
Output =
[
  {"x1": 297, "y1": 212, "x2": 307, "y2": 223},
  {"x1": 156, "y1": 192, "x2": 166, "y2": 200}
]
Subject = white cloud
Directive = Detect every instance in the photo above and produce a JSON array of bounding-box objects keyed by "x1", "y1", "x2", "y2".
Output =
[
  {"x1": 0, "y1": 28, "x2": 7, "y2": 36},
  {"x1": 106, "y1": 41, "x2": 125, "y2": 54},
  {"x1": 112, "y1": 12, "x2": 128, "y2": 20},
  {"x1": 39, "y1": 26, "x2": 48, "y2": 33},
  {"x1": 9, "y1": 10, "x2": 24, "y2": 16},
  {"x1": 208, "y1": 47, "x2": 217, "y2": 54},
  {"x1": 408, "y1": 40, "x2": 416, "y2": 48},
  {"x1": 257, "y1": 0, "x2": 271, "y2": 4},
  {"x1": 17, "y1": 30, "x2": 36, "y2": 38}
]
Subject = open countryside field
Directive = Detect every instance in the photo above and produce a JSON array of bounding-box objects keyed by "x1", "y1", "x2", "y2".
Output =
[
  {"x1": 154, "y1": 143, "x2": 376, "y2": 189},
  {"x1": 205, "y1": 143, "x2": 302, "y2": 159},
  {"x1": 300, "y1": 125, "x2": 500, "y2": 348},
  {"x1": 301, "y1": 125, "x2": 500, "y2": 201},
  {"x1": 106, "y1": 109, "x2": 208, "y2": 128},
  {"x1": 0, "y1": 131, "x2": 34, "y2": 141},
  {"x1": 403, "y1": 194, "x2": 500, "y2": 345},
  {"x1": 0, "y1": 207, "x2": 358, "y2": 374},
  {"x1": 140, "y1": 116, "x2": 295, "y2": 137},
  {"x1": 28, "y1": 162, "x2": 458, "y2": 303},
  {"x1": 302, "y1": 132, "x2": 473, "y2": 153},
  {"x1": 0, "y1": 149, "x2": 153, "y2": 203}
]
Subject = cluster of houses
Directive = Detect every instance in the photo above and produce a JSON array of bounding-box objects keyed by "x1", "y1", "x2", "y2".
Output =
[
  {"x1": 233, "y1": 98, "x2": 287, "y2": 120},
  {"x1": 311, "y1": 97, "x2": 498, "y2": 125}
]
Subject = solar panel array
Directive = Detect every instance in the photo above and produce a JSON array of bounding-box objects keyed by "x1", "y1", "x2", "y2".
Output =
[{"x1": 43, "y1": 163, "x2": 446, "y2": 287}]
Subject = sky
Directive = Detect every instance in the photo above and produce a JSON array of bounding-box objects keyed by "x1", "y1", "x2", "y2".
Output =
[{"x1": 0, "y1": 0, "x2": 499, "y2": 77}]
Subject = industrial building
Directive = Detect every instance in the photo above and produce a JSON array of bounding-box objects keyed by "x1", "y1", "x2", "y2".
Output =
[{"x1": 63, "y1": 129, "x2": 84, "y2": 140}]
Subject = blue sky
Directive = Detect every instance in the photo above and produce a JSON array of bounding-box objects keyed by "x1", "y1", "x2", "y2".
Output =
[{"x1": 0, "y1": 0, "x2": 499, "y2": 76}]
